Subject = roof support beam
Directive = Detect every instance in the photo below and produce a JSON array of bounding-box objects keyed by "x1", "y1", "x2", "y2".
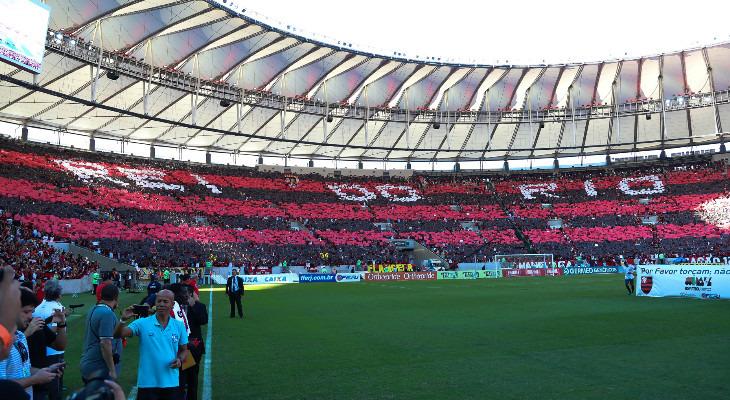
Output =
[
  {"x1": 679, "y1": 52, "x2": 694, "y2": 144},
  {"x1": 702, "y1": 48, "x2": 723, "y2": 134}
]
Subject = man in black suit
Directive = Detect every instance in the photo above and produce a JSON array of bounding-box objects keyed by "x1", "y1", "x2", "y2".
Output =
[
  {"x1": 177, "y1": 284, "x2": 208, "y2": 400},
  {"x1": 225, "y1": 269, "x2": 244, "y2": 318}
]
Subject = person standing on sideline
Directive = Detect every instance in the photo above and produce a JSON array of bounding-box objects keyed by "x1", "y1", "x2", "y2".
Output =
[
  {"x1": 625, "y1": 265, "x2": 636, "y2": 295},
  {"x1": 91, "y1": 270, "x2": 100, "y2": 295},
  {"x1": 95, "y1": 274, "x2": 113, "y2": 303},
  {"x1": 32, "y1": 280, "x2": 70, "y2": 400},
  {"x1": 114, "y1": 290, "x2": 188, "y2": 400},
  {"x1": 80, "y1": 285, "x2": 123, "y2": 381},
  {"x1": 225, "y1": 269, "x2": 244, "y2": 318},
  {"x1": 163, "y1": 269, "x2": 171, "y2": 285}
]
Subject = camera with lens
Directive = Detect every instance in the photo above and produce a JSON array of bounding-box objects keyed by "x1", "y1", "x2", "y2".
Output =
[{"x1": 66, "y1": 370, "x2": 115, "y2": 400}]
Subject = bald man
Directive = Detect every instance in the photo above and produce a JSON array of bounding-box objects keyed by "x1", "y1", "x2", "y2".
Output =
[{"x1": 114, "y1": 290, "x2": 188, "y2": 400}]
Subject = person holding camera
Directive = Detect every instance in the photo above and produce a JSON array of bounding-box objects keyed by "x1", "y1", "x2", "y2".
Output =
[
  {"x1": 80, "y1": 285, "x2": 123, "y2": 382},
  {"x1": 26, "y1": 304, "x2": 67, "y2": 400},
  {"x1": 0, "y1": 286, "x2": 64, "y2": 400},
  {"x1": 32, "y1": 280, "x2": 70, "y2": 400},
  {"x1": 114, "y1": 290, "x2": 188, "y2": 400}
]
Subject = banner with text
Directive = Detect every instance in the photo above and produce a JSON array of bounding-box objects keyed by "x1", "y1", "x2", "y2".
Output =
[
  {"x1": 562, "y1": 266, "x2": 620, "y2": 275},
  {"x1": 501, "y1": 268, "x2": 563, "y2": 277},
  {"x1": 367, "y1": 264, "x2": 415, "y2": 273},
  {"x1": 239, "y1": 273, "x2": 297, "y2": 285},
  {"x1": 335, "y1": 273, "x2": 361, "y2": 282},
  {"x1": 364, "y1": 271, "x2": 437, "y2": 282},
  {"x1": 437, "y1": 271, "x2": 499, "y2": 279},
  {"x1": 637, "y1": 265, "x2": 730, "y2": 299},
  {"x1": 298, "y1": 273, "x2": 337, "y2": 283}
]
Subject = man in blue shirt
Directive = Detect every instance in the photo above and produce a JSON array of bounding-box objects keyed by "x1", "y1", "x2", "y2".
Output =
[{"x1": 114, "y1": 290, "x2": 188, "y2": 400}]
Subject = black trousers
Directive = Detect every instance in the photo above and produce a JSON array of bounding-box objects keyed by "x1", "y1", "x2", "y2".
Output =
[
  {"x1": 137, "y1": 387, "x2": 182, "y2": 400},
  {"x1": 180, "y1": 353, "x2": 202, "y2": 400},
  {"x1": 229, "y1": 294, "x2": 243, "y2": 317},
  {"x1": 46, "y1": 353, "x2": 63, "y2": 400}
]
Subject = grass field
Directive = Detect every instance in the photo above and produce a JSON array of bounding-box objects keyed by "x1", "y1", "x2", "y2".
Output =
[{"x1": 59, "y1": 274, "x2": 729, "y2": 399}]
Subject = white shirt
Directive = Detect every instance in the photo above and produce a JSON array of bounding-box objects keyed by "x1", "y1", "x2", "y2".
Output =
[
  {"x1": 34, "y1": 299, "x2": 65, "y2": 356},
  {"x1": 171, "y1": 301, "x2": 191, "y2": 336},
  {"x1": 625, "y1": 266, "x2": 636, "y2": 280}
]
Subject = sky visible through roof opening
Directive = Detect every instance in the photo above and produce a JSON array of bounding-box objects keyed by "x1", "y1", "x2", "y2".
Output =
[{"x1": 239, "y1": 0, "x2": 730, "y2": 65}]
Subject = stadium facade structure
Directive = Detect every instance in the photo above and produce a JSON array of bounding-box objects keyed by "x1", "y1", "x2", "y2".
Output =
[{"x1": 0, "y1": 0, "x2": 729, "y2": 169}]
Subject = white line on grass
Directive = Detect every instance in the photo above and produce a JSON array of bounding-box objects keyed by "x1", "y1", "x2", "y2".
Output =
[
  {"x1": 202, "y1": 284, "x2": 214, "y2": 400},
  {"x1": 126, "y1": 385, "x2": 137, "y2": 400}
]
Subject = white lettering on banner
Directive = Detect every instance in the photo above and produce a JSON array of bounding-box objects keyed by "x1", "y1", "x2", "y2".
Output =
[
  {"x1": 327, "y1": 184, "x2": 377, "y2": 202},
  {"x1": 519, "y1": 183, "x2": 558, "y2": 199},
  {"x1": 240, "y1": 274, "x2": 296, "y2": 284},
  {"x1": 116, "y1": 167, "x2": 184, "y2": 191},
  {"x1": 556, "y1": 261, "x2": 574, "y2": 268},
  {"x1": 617, "y1": 175, "x2": 664, "y2": 196},
  {"x1": 56, "y1": 158, "x2": 671, "y2": 202},
  {"x1": 55, "y1": 160, "x2": 128, "y2": 186},
  {"x1": 688, "y1": 257, "x2": 729, "y2": 264},
  {"x1": 190, "y1": 174, "x2": 222, "y2": 194},
  {"x1": 514, "y1": 175, "x2": 666, "y2": 200},
  {"x1": 375, "y1": 184, "x2": 421, "y2": 202},
  {"x1": 584, "y1": 179, "x2": 597, "y2": 197}
]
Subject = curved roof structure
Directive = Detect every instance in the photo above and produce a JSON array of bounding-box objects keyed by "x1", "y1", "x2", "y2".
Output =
[{"x1": 1, "y1": 0, "x2": 729, "y2": 164}]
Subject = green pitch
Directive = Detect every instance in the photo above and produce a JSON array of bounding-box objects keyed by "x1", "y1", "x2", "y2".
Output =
[{"x1": 61, "y1": 274, "x2": 729, "y2": 399}]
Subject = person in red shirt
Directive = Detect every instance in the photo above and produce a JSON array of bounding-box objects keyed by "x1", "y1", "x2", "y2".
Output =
[{"x1": 95, "y1": 273, "x2": 113, "y2": 302}]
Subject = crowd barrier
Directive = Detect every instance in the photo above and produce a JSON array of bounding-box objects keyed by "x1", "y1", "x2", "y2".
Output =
[{"x1": 58, "y1": 276, "x2": 92, "y2": 294}]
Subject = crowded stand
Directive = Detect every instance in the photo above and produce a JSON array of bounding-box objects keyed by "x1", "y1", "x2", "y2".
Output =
[
  {"x1": 0, "y1": 217, "x2": 98, "y2": 282},
  {"x1": 0, "y1": 135, "x2": 729, "y2": 278}
]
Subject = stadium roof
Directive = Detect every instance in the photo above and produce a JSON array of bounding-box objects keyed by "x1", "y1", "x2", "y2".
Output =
[{"x1": 1, "y1": 0, "x2": 729, "y2": 164}]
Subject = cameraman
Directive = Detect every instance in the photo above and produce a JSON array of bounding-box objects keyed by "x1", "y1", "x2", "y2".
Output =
[{"x1": 80, "y1": 285, "x2": 122, "y2": 381}]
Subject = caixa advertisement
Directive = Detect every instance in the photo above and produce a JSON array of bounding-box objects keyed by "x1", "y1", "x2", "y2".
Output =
[{"x1": 636, "y1": 265, "x2": 729, "y2": 299}]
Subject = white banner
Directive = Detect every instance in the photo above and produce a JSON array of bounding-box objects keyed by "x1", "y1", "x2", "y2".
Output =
[
  {"x1": 335, "y1": 273, "x2": 362, "y2": 282},
  {"x1": 59, "y1": 276, "x2": 92, "y2": 294},
  {"x1": 239, "y1": 273, "x2": 297, "y2": 285},
  {"x1": 636, "y1": 265, "x2": 730, "y2": 299}
]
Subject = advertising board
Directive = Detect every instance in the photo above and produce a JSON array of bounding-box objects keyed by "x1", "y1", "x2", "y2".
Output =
[
  {"x1": 437, "y1": 271, "x2": 499, "y2": 279},
  {"x1": 501, "y1": 268, "x2": 563, "y2": 277},
  {"x1": 363, "y1": 271, "x2": 437, "y2": 282},
  {"x1": 298, "y1": 274, "x2": 337, "y2": 283},
  {"x1": 335, "y1": 273, "x2": 361, "y2": 282},
  {"x1": 239, "y1": 274, "x2": 297, "y2": 284},
  {"x1": 562, "y1": 266, "x2": 619, "y2": 275}
]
